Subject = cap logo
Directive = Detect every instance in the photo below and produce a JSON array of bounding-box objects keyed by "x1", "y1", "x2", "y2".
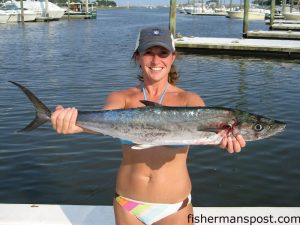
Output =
[{"x1": 152, "y1": 29, "x2": 160, "y2": 36}]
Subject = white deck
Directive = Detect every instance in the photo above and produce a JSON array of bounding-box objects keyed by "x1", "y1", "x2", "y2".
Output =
[
  {"x1": 175, "y1": 36, "x2": 300, "y2": 55},
  {"x1": 266, "y1": 19, "x2": 300, "y2": 24},
  {"x1": 0, "y1": 204, "x2": 300, "y2": 225},
  {"x1": 246, "y1": 30, "x2": 300, "y2": 40},
  {"x1": 271, "y1": 23, "x2": 300, "y2": 30}
]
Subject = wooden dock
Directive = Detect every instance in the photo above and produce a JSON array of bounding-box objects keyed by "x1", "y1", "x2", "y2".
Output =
[
  {"x1": 175, "y1": 36, "x2": 300, "y2": 58},
  {"x1": 265, "y1": 19, "x2": 300, "y2": 25},
  {"x1": 246, "y1": 30, "x2": 300, "y2": 40},
  {"x1": 191, "y1": 12, "x2": 227, "y2": 16},
  {"x1": 270, "y1": 23, "x2": 300, "y2": 31}
]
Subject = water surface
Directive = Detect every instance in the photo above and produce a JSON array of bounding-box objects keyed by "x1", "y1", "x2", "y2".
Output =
[{"x1": 0, "y1": 8, "x2": 299, "y2": 206}]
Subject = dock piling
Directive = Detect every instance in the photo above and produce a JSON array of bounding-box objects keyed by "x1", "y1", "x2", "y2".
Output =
[
  {"x1": 20, "y1": 0, "x2": 24, "y2": 24},
  {"x1": 242, "y1": 0, "x2": 250, "y2": 37},
  {"x1": 169, "y1": 0, "x2": 176, "y2": 37},
  {"x1": 270, "y1": 0, "x2": 275, "y2": 28}
]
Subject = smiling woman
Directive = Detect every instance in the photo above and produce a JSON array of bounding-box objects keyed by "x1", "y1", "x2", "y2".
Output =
[{"x1": 50, "y1": 26, "x2": 246, "y2": 225}]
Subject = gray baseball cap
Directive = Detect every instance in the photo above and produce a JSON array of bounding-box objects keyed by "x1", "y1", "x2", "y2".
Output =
[{"x1": 135, "y1": 27, "x2": 175, "y2": 53}]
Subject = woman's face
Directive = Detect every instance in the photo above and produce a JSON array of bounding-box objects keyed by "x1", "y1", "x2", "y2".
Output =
[{"x1": 137, "y1": 46, "x2": 176, "y2": 83}]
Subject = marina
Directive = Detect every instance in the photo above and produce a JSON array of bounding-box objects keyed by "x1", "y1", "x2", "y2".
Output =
[
  {"x1": 169, "y1": 0, "x2": 300, "y2": 58},
  {"x1": 0, "y1": 3, "x2": 300, "y2": 225}
]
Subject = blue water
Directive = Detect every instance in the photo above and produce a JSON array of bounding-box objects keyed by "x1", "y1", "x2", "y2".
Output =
[{"x1": 0, "y1": 8, "x2": 300, "y2": 206}]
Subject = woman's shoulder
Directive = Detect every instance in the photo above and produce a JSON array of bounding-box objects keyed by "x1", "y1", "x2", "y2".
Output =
[
  {"x1": 171, "y1": 86, "x2": 205, "y2": 107},
  {"x1": 103, "y1": 86, "x2": 140, "y2": 110}
]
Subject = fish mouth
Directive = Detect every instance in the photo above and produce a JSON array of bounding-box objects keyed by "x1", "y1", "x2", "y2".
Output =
[
  {"x1": 275, "y1": 120, "x2": 287, "y2": 130},
  {"x1": 268, "y1": 120, "x2": 287, "y2": 137}
]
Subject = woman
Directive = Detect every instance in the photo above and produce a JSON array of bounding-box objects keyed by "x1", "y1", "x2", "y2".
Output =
[{"x1": 51, "y1": 27, "x2": 246, "y2": 225}]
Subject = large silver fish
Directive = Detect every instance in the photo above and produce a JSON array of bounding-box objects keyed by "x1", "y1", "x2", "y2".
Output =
[{"x1": 10, "y1": 81, "x2": 286, "y2": 149}]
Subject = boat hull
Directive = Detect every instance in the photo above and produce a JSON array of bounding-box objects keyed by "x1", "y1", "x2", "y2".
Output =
[
  {"x1": 227, "y1": 10, "x2": 265, "y2": 20},
  {"x1": 62, "y1": 10, "x2": 97, "y2": 19},
  {"x1": 0, "y1": 12, "x2": 10, "y2": 23},
  {"x1": 6, "y1": 11, "x2": 36, "y2": 22},
  {"x1": 15, "y1": 1, "x2": 65, "y2": 20}
]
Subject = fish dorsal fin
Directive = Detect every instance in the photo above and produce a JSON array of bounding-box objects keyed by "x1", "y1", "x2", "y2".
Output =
[{"x1": 140, "y1": 100, "x2": 162, "y2": 107}]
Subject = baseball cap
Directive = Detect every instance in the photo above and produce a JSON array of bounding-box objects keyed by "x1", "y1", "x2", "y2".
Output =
[{"x1": 135, "y1": 27, "x2": 175, "y2": 53}]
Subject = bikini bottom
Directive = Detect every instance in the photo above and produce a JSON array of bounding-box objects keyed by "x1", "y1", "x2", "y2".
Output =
[{"x1": 115, "y1": 192, "x2": 191, "y2": 225}]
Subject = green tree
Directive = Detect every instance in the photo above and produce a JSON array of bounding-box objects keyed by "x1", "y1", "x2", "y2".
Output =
[{"x1": 96, "y1": 0, "x2": 117, "y2": 7}]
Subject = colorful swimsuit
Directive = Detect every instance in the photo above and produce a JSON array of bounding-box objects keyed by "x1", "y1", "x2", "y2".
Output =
[{"x1": 115, "y1": 192, "x2": 191, "y2": 225}]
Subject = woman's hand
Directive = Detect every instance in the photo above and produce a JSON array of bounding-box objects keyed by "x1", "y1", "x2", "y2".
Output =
[
  {"x1": 51, "y1": 105, "x2": 84, "y2": 134},
  {"x1": 219, "y1": 133, "x2": 246, "y2": 153}
]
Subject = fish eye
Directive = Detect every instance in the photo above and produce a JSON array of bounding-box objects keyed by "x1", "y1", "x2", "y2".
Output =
[{"x1": 254, "y1": 123, "x2": 264, "y2": 132}]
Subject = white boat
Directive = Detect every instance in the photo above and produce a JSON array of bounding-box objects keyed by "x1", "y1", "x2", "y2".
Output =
[
  {"x1": 283, "y1": 12, "x2": 300, "y2": 20},
  {"x1": 0, "y1": 10, "x2": 11, "y2": 23},
  {"x1": 14, "y1": 0, "x2": 65, "y2": 20},
  {"x1": 61, "y1": 2, "x2": 97, "y2": 19},
  {"x1": 181, "y1": 4, "x2": 194, "y2": 14},
  {"x1": 1, "y1": 2, "x2": 37, "y2": 22},
  {"x1": 227, "y1": 8, "x2": 268, "y2": 20}
]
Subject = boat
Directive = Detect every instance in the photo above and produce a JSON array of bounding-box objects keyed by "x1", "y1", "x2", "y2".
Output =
[
  {"x1": 283, "y1": 12, "x2": 300, "y2": 20},
  {"x1": 61, "y1": 2, "x2": 97, "y2": 19},
  {"x1": 184, "y1": 3, "x2": 214, "y2": 14},
  {"x1": 0, "y1": 10, "x2": 11, "y2": 23},
  {"x1": 1, "y1": 1, "x2": 37, "y2": 22},
  {"x1": 227, "y1": 8, "x2": 269, "y2": 20},
  {"x1": 14, "y1": 0, "x2": 65, "y2": 21},
  {"x1": 178, "y1": 4, "x2": 194, "y2": 14}
]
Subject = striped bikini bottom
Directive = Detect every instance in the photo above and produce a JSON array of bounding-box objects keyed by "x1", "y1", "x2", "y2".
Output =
[{"x1": 115, "y1": 192, "x2": 191, "y2": 225}]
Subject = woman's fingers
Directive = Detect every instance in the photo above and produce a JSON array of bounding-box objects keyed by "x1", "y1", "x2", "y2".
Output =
[
  {"x1": 226, "y1": 136, "x2": 234, "y2": 153},
  {"x1": 236, "y1": 134, "x2": 246, "y2": 148},
  {"x1": 51, "y1": 106, "x2": 82, "y2": 134},
  {"x1": 232, "y1": 136, "x2": 241, "y2": 153},
  {"x1": 51, "y1": 105, "x2": 64, "y2": 131},
  {"x1": 62, "y1": 108, "x2": 73, "y2": 134},
  {"x1": 219, "y1": 133, "x2": 246, "y2": 154},
  {"x1": 56, "y1": 108, "x2": 69, "y2": 134}
]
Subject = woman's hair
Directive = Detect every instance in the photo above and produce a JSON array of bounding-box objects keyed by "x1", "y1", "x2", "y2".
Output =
[{"x1": 132, "y1": 51, "x2": 180, "y2": 86}]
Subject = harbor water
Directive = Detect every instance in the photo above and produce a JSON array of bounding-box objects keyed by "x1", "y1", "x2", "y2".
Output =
[{"x1": 0, "y1": 8, "x2": 300, "y2": 206}]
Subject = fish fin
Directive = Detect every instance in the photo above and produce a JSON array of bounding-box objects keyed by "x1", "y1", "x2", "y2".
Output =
[
  {"x1": 9, "y1": 81, "x2": 51, "y2": 132},
  {"x1": 131, "y1": 144, "x2": 156, "y2": 150},
  {"x1": 140, "y1": 100, "x2": 162, "y2": 107}
]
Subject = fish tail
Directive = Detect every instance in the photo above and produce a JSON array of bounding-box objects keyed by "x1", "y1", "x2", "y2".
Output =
[{"x1": 9, "y1": 81, "x2": 51, "y2": 132}]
